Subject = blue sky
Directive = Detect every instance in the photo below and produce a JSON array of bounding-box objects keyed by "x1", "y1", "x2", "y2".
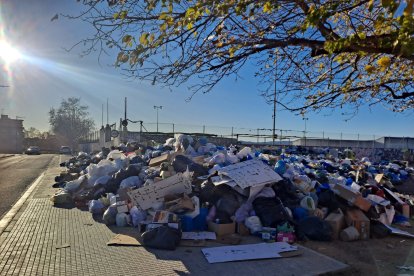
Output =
[{"x1": 0, "y1": 0, "x2": 413, "y2": 141}]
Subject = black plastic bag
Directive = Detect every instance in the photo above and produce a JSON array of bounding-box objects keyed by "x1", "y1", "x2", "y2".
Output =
[
  {"x1": 252, "y1": 197, "x2": 290, "y2": 227},
  {"x1": 297, "y1": 216, "x2": 332, "y2": 241},
  {"x1": 171, "y1": 155, "x2": 208, "y2": 177},
  {"x1": 371, "y1": 220, "x2": 391, "y2": 238},
  {"x1": 171, "y1": 155, "x2": 194, "y2": 173},
  {"x1": 317, "y1": 189, "x2": 340, "y2": 212},
  {"x1": 141, "y1": 226, "x2": 181, "y2": 250}
]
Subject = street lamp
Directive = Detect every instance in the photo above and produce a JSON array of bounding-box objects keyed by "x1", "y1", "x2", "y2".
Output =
[{"x1": 153, "y1": 105, "x2": 163, "y2": 132}]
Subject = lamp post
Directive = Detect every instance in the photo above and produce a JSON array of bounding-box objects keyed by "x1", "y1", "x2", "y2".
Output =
[{"x1": 153, "y1": 105, "x2": 163, "y2": 132}]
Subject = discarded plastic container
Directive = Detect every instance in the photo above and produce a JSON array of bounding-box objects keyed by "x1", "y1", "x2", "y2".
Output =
[
  {"x1": 180, "y1": 215, "x2": 194, "y2": 232},
  {"x1": 192, "y1": 207, "x2": 208, "y2": 231},
  {"x1": 340, "y1": 226, "x2": 360, "y2": 241}
]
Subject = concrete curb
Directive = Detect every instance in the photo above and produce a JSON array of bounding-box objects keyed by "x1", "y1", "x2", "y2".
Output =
[
  {"x1": 0, "y1": 154, "x2": 15, "y2": 159},
  {"x1": 0, "y1": 172, "x2": 45, "y2": 235}
]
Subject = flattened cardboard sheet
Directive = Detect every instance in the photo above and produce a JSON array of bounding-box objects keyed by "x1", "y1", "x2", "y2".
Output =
[
  {"x1": 201, "y1": 242, "x2": 297, "y2": 263},
  {"x1": 128, "y1": 171, "x2": 193, "y2": 210},
  {"x1": 213, "y1": 160, "x2": 282, "y2": 189},
  {"x1": 107, "y1": 234, "x2": 142, "y2": 246}
]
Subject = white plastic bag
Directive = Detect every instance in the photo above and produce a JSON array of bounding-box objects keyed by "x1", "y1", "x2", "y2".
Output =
[
  {"x1": 245, "y1": 216, "x2": 262, "y2": 233},
  {"x1": 64, "y1": 176, "x2": 85, "y2": 193}
]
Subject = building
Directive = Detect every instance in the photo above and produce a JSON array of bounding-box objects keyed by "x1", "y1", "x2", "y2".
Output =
[
  {"x1": 0, "y1": 114, "x2": 24, "y2": 153},
  {"x1": 292, "y1": 136, "x2": 414, "y2": 150}
]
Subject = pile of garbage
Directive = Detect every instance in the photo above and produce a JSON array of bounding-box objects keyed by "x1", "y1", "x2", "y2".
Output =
[{"x1": 51, "y1": 134, "x2": 414, "y2": 250}]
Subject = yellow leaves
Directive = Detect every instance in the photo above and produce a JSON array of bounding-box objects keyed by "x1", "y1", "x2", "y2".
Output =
[
  {"x1": 368, "y1": 0, "x2": 375, "y2": 11},
  {"x1": 377, "y1": 56, "x2": 391, "y2": 70},
  {"x1": 318, "y1": 63, "x2": 324, "y2": 71},
  {"x1": 114, "y1": 10, "x2": 128, "y2": 20},
  {"x1": 160, "y1": 23, "x2": 168, "y2": 32},
  {"x1": 149, "y1": 33, "x2": 155, "y2": 44},
  {"x1": 120, "y1": 10, "x2": 128, "y2": 20},
  {"x1": 140, "y1": 33, "x2": 149, "y2": 46},
  {"x1": 186, "y1": 22, "x2": 193, "y2": 30},
  {"x1": 365, "y1": 65, "x2": 375, "y2": 74},
  {"x1": 116, "y1": 52, "x2": 129, "y2": 65},
  {"x1": 158, "y1": 13, "x2": 169, "y2": 20},
  {"x1": 122, "y1": 35, "x2": 133, "y2": 47},
  {"x1": 228, "y1": 47, "x2": 236, "y2": 58},
  {"x1": 263, "y1": 2, "x2": 272, "y2": 13}
]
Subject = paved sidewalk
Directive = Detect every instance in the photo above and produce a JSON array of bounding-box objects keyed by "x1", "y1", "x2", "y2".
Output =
[{"x1": 0, "y1": 156, "x2": 349, "y2": 276}]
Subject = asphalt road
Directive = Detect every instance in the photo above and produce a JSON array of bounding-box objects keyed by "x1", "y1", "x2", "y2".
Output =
[{"x1": 0, "y1": 154, "x2": 55, "y2": 219}]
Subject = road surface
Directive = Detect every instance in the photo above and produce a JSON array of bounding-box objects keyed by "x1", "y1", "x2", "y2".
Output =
[{"x1": 0, "y1": 154, "x2": 55, "y2": 219}]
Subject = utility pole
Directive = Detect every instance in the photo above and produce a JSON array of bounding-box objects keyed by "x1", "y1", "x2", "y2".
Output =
[
  {"x1": 272, "y1": 51, "x2": 278, "y2": 146},
  {"x1": 153, "y1": 106, "x2": 163, "y2": 132},
  {"x1": 303, "y1": 117, "x2": 309, "y2": 147}
]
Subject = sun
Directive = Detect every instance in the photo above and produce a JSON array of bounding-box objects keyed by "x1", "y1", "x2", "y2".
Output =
[{"x1": 0, "y1": 40, "x2": 21, "y2": 64}]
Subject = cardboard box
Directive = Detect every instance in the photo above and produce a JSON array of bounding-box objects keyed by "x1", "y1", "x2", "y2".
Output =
[
  {"x1": 332, "y1": 184, "x2": 372, "y2": 212},
  {"x1": 325, "y1": 209, "x2": 346, "y2": 240},
  {"x1": 236, "y1": 223, "x2": 250, "y2": 236},
  {"x1": 149, "y1": 153, "x2": 170, "y2": 167},
  {"x1": 345, "y1": 209, "x2": 370, "y2": 240},
  {"x1": 192, "y1": 156, "x2": 206, "y2": 165},
  {"x1": 208, "y1": 221, "x2": 236, "y2": 236}
]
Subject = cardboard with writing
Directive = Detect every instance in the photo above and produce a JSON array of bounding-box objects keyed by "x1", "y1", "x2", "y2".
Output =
[{"x1": 127, "y1": 171, "x2": 193, "y2": 210}]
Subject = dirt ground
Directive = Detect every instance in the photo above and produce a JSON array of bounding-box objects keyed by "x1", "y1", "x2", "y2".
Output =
[
  {"x1": 301, "y1": 233, "x2": 414, "y2": 275},
  {"x1": 302, "y1": 177, "x2": 414, "y2": 276}
]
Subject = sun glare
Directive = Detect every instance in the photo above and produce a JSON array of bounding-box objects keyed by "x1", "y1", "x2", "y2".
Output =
[{"x1": 0, "y1": 40, "x2": 21, "y2": 64}]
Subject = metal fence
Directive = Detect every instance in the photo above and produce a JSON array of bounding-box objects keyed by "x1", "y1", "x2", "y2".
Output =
[{"x1": 123, "y1": 121, "x2": 396, "y2": 144}]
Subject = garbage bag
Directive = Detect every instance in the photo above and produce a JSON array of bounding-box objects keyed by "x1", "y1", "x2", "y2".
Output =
[
  {"x1": 107, "y1": 149, "x2": 125, "y2": 160},
  {"x1": 172, "y1": 155, "x2": 193, "y2": 172},
  {"x1": 119, "y1": 176, "x2": 142, "y2": 189},
  {"x1": 103, "y1": 204, "x2": 118, "y2": 225},
  {"x1": 130, "y1": 206, "x2": 147, "y2": 227},
  {"x1": 252, "y1": 197, "x2": 291, "y2": 227},
  {"x1": 171, "y1": 155, "x2": 208, "y2": 177},
  {"x1": 371, "y1": 220, "x2": 391, "y2": 238},
  {"x1": 94, "y1": 175, "x2": 112, "y2": 187},
  {"x1": 297, "y1": 216, "x2": 333, "y2": 241},
  {"x1": 115, "y1": 213, "x2": 130, "y2": 227},
  {"x1": 51, "y1": 190, "x2": 73, "y2": 205},
  {"x1": 317, "y1": 189, "x2": 340, "y2": 212},
  {"x1": 215, "y1": 195, "x2": 243, "y2": 223},
  {"x1": 274, "y1": 160, "x2": 287, "y2": 175},
  {"x1": 64, "y1": 176, "x2": 86, "y2": 193},
  {"x1": 235, "y1": 203, "x2": 253, "y2": 223},
  {"x1": 88, "y1": 199, "x2": 105, "y2": 214},
  {"x1": 141, "y1": 226, "x2": 181, "y2": 250},
  {"x1": 208, "y1": 152, "x2": 226, "y2": 165}
]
